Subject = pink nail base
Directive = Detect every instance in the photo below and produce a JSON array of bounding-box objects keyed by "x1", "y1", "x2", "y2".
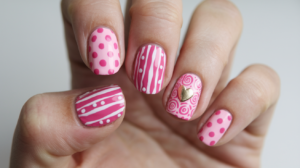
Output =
[
  {"x1": 75, "y1": 85, "x2": 125, "y2": 127},
  {"x1": 166, "y1": 73, "x2": 202, "y2": 120},
  {"x1": 198, "y1": 110, "x2": 232, "y2": 146}
]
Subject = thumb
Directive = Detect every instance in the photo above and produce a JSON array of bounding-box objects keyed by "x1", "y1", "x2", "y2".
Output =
[{"x1": 10, "y1": 85, "x2": 125, "y2": 167}]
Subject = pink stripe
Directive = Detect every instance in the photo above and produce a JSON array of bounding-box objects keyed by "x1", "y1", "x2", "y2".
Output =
[
  {"x1": 156, "y1": 52, "x2": 165, "y2": 93},
  {"x1": 136, "y1": 46, "x2": 148, "y2": 91},
  {"x1": 87, "y1": 112, "x2": 123, "y2": 127},
  {"x1": 133, "y1": 51, "x2": 141, "y2": 81},
  {"x1": 77, "y1": 94, "x2": 123, "y2": 112},
  {"x1": 149, "y1": 47, "x2": 160, "y2": 93},
  {"x1": 76, "y1": 89, "x2": 122, "y2": 108},
  {"x1": 143, "y1": 45, "x2": 155, "y2": 93},
  {"x1": 79, "y1": 104, "x2": 125, "y2": 124}
]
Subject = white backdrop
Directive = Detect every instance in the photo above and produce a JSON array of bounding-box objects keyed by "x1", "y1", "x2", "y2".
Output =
[{"x1": 0, "y1": 0, "x2": 299, "y2": 167}]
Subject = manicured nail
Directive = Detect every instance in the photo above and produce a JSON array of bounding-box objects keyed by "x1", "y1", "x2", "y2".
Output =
[
  {"x1": 133, "y1": 44, "x2": 166, "y2": 94},
  {"x1": 166, "y1": 73, "x2": 202, "y2": 120},
  {"x1": 197, "y1": 110, "x2": 232, "y2": 146},
  {"x1": 88, "y1": 27, "x2": 120, "y2": 75},
  {"x1": 75, "y1": 85, "x2": 125, "y2": 127}
]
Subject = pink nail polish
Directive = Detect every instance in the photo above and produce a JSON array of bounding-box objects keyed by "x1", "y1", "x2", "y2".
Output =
[
  {"x1": 133, "y1": 44, "x2": 166, "y2": 94},
  {"x1": 89, "y1": 27, "x2": 120, "y2": 75},
  {"x1": 75, "y1": 85, "x2": 125, "y2": 127},
  {"x1": 197, "y1": 110, "x2": 232, "y2": 146},
  {"x1": 166, "y1": 73, "x2": 202, "y2": 120}
]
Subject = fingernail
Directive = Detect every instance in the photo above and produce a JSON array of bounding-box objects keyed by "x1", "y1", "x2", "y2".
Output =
[
  {"x1": 75, "y1": 85, "x2": 125, "y2": 127},
  {"x1": 197, "y1": 110, "x2": 232, "y2": 146},
  {"x1": 133, "y1": 44, "x2": 166, "y2": 94},
  {"x1": 88, "y1": 27, "x2": 120, "y2": 75},
  {"x1": 166, "y1": 73, "x2": 202, "y2": 120}
]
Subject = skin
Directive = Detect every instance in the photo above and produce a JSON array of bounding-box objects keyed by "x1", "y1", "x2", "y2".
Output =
[{"x1": 10, "y1": 0, "x2": 280, "y2": 168}]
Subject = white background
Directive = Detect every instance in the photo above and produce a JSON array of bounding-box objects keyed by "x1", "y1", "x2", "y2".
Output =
[{"x1": 0, "y1": 0, "x2": 299, "y2": 167}]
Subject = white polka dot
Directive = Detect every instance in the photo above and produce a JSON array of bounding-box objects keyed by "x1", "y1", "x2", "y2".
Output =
[
  {"x1": 81, "y1": 109, "x2": 86, "y2": 113},
  {"x1": 118, "y1": 113, "x2": 121, "y2": 117},
  {"x1": 99, "y1": 120, "x2": 103, "y2": 124},
  {"x1": 160, "y1": 65, "x2": 163, "y2": 69},
  {"x1": 141, "y1": 56, "x2": 145, "y2": 60},
  {"x1": 161, "y1": 54, "x2": 164, "y2": 57},
  {"x1": 142, "y1": 87, "x2": 146, "y2": 92},
  {"x1": 118, "y1": 96, "x2": 122, "y2": 100},
  {"x1": 139, "y1": 68, "x2": 143, "y2": 73},
  {"x1": 106, "y1": 119, "x2": 110, "y2": 123},
  {"x1": 158, "y1": 80, "x2": 162, "y2": 84},
  {"x1": 93, "y1": 103, "x2": 97, "y2": 107},
  {"x1": 101, "y1": 101, "x2": 105, "y2": 105}
]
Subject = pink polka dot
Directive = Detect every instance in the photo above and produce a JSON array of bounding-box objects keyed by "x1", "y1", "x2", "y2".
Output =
[
  {"x1": 199, "y1": 128, "x2": 203, "y2": 133},
  {"x1": 114, "y1": 43, "x2": 118, "y2": 49},
  {"x1": 199, "y1": 136, "x2": 204, "y2": 141},
  {"x1": 115, "y1": 60, "x2": 119, "y2": 67},
  {"x1": 99, "y1": 60, "x2": 106, "y2": 67},
  {"x1": 207, "y1": 122, "x2": 212, "y2": 127},
  {"x1": 91, "y1": 35, "x2": 97, "y2": 42},
  {"x1": 210, "y1": 141, "x2": 215, "y2": 146},
  {"x1": 107, "y1": 51, "x2": 114, "y2": 57},
  {"x1": 215, "y1": 110, "x2": 221, "y2": 115},
  {"x1": 89, "y1": 62, "x2": 93, "y2": 68},
  {"x1": 88, "y1": 46, "x2": 91, "y2": 52},
  {"x1": 94, "y1": 69, "x2": 99, "y2": 75},
  {"x1": 97, "y1": 28, "x2": 103, "y2": 33},
  {"x1": 217, "y1": 118, "x2": 223, "y2": 124},
  {"x1": 209, "y1": 132, "x2": 215, "y2": 137},
  {"x1": 99, "y1": 43, "x2": 104, "y2": 49},
  {"x1": 228, "y1": 116, "x2": 232, "y2": 121},
  {"x1": 92, "y1": 52, "x2": 98, "y2": 58},
  {"x1": 108, "y1": 69, "x2": 115, "y2": 74},
  {"x1": 105, "y1": 35, "x2": 111, "y2": 41},
  {"x1": 220, "y1": 128, "x2": 225, "y2": 133}
]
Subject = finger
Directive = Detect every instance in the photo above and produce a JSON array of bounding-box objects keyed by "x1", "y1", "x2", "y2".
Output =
[
  {"x1": 197, "y1": 64, "x2": 280, "y2": 146},
  {"x1": 10, "y1": 85, "x2": 125, "y2": 167},
  {"x1": 125, "y1": 0, "x2": 183, "y2": 94},
  {"x1": 164, "y1": 0, "x2": 243, "y2": 120},
  {"x1": 61, "y1": 0, "x2": 124, "y2": 75}
]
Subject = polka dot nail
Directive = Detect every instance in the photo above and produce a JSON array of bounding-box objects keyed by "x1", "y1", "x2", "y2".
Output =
[
  {"x1": 197, "y1": 110, "x2": 232, "y2": 146},
  {"x1": 89, "y1": 27, "x2": 120, "y2": 75}
]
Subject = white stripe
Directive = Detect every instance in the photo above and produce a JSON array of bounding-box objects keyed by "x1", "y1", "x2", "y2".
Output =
[
  {"x1": 76, "y1": 87, "x2": 120, "y2": 104},
  {"x1": 136, "y1": 47, "x2": 145, "y2": 90},
  {"x1": 159, "y1": 53, "x2": 166, "y2": 91},
  {"x1": 133, "y1": 51, "x2": 140, "y2": 81},
  {"x1": 85, "y1": 107, "x2": 125, "y2": 125},
  {"x1": 77, "y1": 92, "x2": 122, "y2": 111},
  {"x1": 146, "y1": 47, "x2": 157, "y2": 94},
  {"x1": 79, "y1": 99, "x2": 125, "y2": 117},
  {"x1": 140, "y1": 45, "x2": 151, "y2": 91},
  {"x1": 153, "y1": 48, "x2": 162, "y2": 94}
]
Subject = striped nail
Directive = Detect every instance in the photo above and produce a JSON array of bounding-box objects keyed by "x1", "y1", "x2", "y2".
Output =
[
  {"x1": 166, "y1": 73, "x2": 202, "y2": 120},
  {"x1": 88, "y1": 27, "x2": 120, "y2": 75},
  {"x1": 133, "y1": 44, "x2": 166, "y2": 94},
  {"x1": 75, "y1": 85, "x2": 125, "y2": 127},
  {"x1": 197, "y1": 110, "x2": 232, "y2": 146}
]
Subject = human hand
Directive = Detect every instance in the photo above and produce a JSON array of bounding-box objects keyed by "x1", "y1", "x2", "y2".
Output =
[{"x1": 10, "y1": 0, "x2": 280, "y2": 167}]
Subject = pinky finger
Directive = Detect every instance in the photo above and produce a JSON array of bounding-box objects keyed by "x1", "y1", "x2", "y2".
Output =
[{"x1": 197, "y1": 64, "x2": 280, "y2": 146}]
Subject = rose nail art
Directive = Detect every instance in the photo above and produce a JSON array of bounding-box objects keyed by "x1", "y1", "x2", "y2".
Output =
[
  {"x1": 88, "y1": 27, "x2": 120, "y2": 75},
  {"x1": 166, "y1": 73, "x2": 202, "y2": 120},
  {"x1": 75, "y1": 85, "x2": 125, "y2": 127},
  {"x1": 133, "y1": 44, "x2": 166, "y2": 94},
  {"x1": 198, "y1": 110, "x2": 232, "y2": 146}
]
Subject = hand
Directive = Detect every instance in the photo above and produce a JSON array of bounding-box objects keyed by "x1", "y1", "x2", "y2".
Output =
[{"x1": 10, "y1": 0, "x2": 280, "y2": 167}]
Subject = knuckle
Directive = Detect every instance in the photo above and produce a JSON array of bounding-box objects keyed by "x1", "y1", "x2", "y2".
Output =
[
  {"x1": 19, "y1": 94, "x2": 49, "y2": 144},
  {"x1": 130, "y1": 1, "x2": 182, "y2": 25}
]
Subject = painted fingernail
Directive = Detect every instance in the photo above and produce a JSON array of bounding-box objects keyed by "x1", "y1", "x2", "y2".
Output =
[
  {"x1": 197, "y1": 110, "x2": 232, "y2": 146},
  {"x1": 133, "y1": 44, "x2": 166, "y2": 94},
  {"x1": 88, "y1": 27, "x2": 120, "y2": 75},
  {"x1": 166, "y1": 73, "x2": 202, "y2": 120},
  {"x1": 75, "y1": 85, "x2": 125, "y2": 127}
]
